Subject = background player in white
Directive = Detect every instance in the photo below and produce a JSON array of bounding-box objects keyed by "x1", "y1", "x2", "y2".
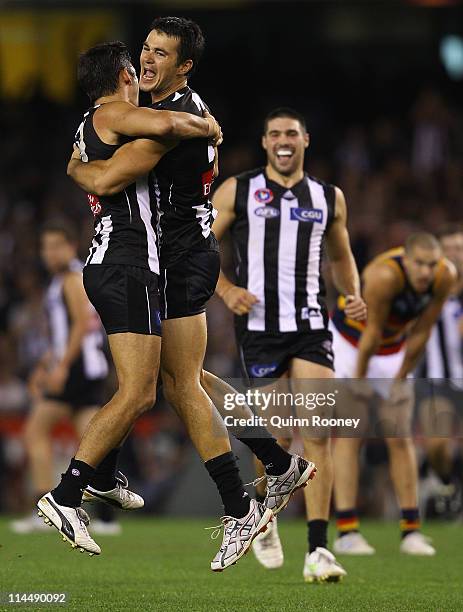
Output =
[
  {"x1": 11, "y1": 221, "x2": 117, "y2": 533},
  {"x1": 417, "y1": 225, "x2": 463, "y2": 518},
  {"x1": 64, "y1": 22, "x2": 314, "y2": 570},
  {"x1": 212, "y1": 108, "x2": 366, "y2": 582},
  {"x1": 331, "y1": 234, "x2": 456, "y2": 556}
]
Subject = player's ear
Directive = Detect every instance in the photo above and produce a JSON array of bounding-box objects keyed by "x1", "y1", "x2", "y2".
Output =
[
  {"x1": 304, "y1": 131, "x2": 310, "y2": 149},
  {"x1": 261, "y1": 134, "x2": 268, "y2": 151},
  {"x1": 120, "y1": 68, "x2": 133, "y2": 86},
  {"x1": 178, "y1": 59, "x2": 193, "y2": 77}
]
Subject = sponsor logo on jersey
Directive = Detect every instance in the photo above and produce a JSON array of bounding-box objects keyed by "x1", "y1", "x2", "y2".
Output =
[
  {"x1": 249, "y1": 363, "x2": 279, "y2": 377},
  {"x1": 254, "y1": 188, "x2": 274, "y2": 203},
  {"x1": 301, "y1": 307, "x2": 323, "y2": 320},
  {"x1": 290, "y1": 208, "x2": 323, "y2": 223},
  {"x1": 87, "y1": 194, "x2": 102, "y2": 217},
  {"x1": 254, "y1": 206, "x2": 280, "y2": 219},
  {"x1": 202, "y1": 169, "x2": 214, "y2": 197}
]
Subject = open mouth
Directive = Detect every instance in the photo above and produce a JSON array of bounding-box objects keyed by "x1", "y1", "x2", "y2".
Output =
[
  {"x1": 275, "y1": 148, "x2": 294, "y2": 161},
  {"x1": 141, "y1": 67, "x2": 156, "y2": 81}
]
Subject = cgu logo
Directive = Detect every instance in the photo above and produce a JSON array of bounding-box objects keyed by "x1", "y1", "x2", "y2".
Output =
[
  {"x1": 87, "y1": 194, "x2": 102, "y2": 217},
  {"x1": 254, "y1": 206, "x2": 280, "y2": 219},
  {"x1": 290, "y1": 208, "x2": 323, "y2": 223},
  {"x1": 250, "y1": 363, "x2": 278, "y2": 377}
]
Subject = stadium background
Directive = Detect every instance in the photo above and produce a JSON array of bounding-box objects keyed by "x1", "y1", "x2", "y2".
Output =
[{"x1": 0, "y1": 0, "x2": 462, "y2": 522}]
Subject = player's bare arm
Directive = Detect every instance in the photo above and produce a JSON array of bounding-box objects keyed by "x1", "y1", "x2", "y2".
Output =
[
  {"x1": 45, "y1": 271, "x2": 92, "y2": 395},
  {"x1": 355, "y1": 264, "x2": 402, "y2": 378},
  {"x1": 212, "y1": 177, "x2": 258, "y2": 315},
  {"x1": 94, "y1": 101, "x2": 221, "y2": 142},
  {"x1": 395, "y1": 260, "x2": 457, "y2": 379},
  {"x1": 325, "y1": 187, "x2": 366, "y2": 321},
  {"x1": 68, "y1": 137, "x2": 171, "y2": 196}
]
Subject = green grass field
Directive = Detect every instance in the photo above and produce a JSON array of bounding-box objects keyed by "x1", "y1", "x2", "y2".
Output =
[{"x1": 1, "y1": 517, "x2": 462, "y2": 612}]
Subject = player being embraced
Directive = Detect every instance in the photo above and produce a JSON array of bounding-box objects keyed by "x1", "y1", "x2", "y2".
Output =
[
  {"x1": 212, "y1": 107, "x2": 366, "y2": 582},
  {"x1": 331, "y1": 233, "x2": 456, "y2": 556},
  {"x1": 61, "y1": 21, "x2": 312, "y2": 571},
  {"x1": 37, "y1": 40, "x2": 220, "y2": 557}
]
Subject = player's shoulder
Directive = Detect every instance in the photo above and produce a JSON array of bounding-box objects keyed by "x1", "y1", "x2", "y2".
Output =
[
  {"x1": 235, "y1": 167, "x2": 266, "y2": 183},
  {"x1": 156, "y1": 86, "x2": 208, "y2": 116},
  {"x1": 364, "y1": 248, "x2": 405, "y2": 292},
  {"x1": 306, "y1": 174, "x2": 336, "y2": 191},
  {"x1": 435, "y1": 257, "x2": 458, "y2": 293}
]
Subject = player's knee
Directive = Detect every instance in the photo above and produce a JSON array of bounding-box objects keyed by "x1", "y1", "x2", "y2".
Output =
[
  {"x1": 386, "y1": 437, "x2": 412, "y2": 453},
  {"x1": 161, "y1": 371, "x2": 192, "y2": 407},
  {"x1": 118, "y1": 381, "x2": 156, "y2": 417}
]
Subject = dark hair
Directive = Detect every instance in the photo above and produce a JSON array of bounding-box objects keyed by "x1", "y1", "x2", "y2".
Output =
[
  {"x1": 41, "y1": 219, "x2": 78, "y2": 244},
  {"x1": 436, "y1": 223, "x2": 463, "y2": 240},
  {"x1": 405, "y1": 232, "x2": 441, "y2": 254},
  {"x1": 78, "y1": 41, "x2": 134, "y2": 104},
  {"x1": 264, "y1": 107, "x2": 307, "y2": 134},
  {"x1": 150, "y1": 16, "x2": 205, "y2": 77}
]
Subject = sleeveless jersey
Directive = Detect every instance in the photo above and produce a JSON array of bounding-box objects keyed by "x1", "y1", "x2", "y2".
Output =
[
  {"x1": 75, "y1": 105, "x2": 159, "y2": 273},
  {"x1": 231, "y1": 167, "x2": 336, "y2": 333}
]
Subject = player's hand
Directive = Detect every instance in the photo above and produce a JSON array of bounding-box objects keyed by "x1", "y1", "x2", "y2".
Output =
[
  {"x1": 348, "y1": 378, "x2": 375, "y2": 401},
  {"x1": 388, "y1": 378, "x2": 414, "y2": 405},
  {"x1": 67, "y1": 146, "x2": 81, "y2": 178},
  {"x1": 221, "y1": 285, "x2": 259, "y2": 315},
  {"x1": 45, "y1": 363, "x2": 69, "y2": 395},
  {"x1": 345, "y1": 295, "x2": 367, "y2": 321},
  {"x1": 203, "y1": 111, "x2": 223, "y2": 147}
]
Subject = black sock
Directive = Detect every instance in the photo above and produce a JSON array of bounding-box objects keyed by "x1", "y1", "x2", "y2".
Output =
[
  {"x1": 52, "y1": 458, "x2": 95, "y2": 508},
  {"x1": 205, "y1": 451, "x2": 250, "y2": 518},
  {"x1": 237, "y1": 435, "x2": 291, "y2": 476},
  {"x1": 308, "y1": 519, "x2": 328, "y2": 553},
  {"x1": 90, "y1": 448, "x2": 120, "y2": 491}
]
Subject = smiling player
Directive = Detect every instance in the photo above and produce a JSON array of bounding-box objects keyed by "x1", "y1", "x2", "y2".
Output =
[{"x1": 212, "y1": 107, "x2": 366, "y2": 582}]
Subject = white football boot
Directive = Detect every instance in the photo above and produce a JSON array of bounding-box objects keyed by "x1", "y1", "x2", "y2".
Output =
[
  {"x1": 82, "y1": 472, "x2": 143, "y2": 510},
  {"x1": 303, "y1": 547, "x2": 347, "y2": 583},
  {"x1": 260, "y1": 455, "x2": 316, "y2": 515},
  {"x1": 37, "y1": 492, "x2": 101, "y2": 556},
  {"x1": 10, "y1": 512, "x2": 50, "y2": 534},
  {"x1": 333, "y1": 532, "x2": 376, "y2": 555},
  {"x1": 209, "y1": 499, "x2": 274, "y2": 572},
  {"x1": 400, "y1": 532, "x2": 436, "y2": 556},
  {"x1": 252, "y1": 516, "x2": 284, "y2": 569},
  {"x1": 90, "y1": 519, "x2": 122, "y2": 536}
]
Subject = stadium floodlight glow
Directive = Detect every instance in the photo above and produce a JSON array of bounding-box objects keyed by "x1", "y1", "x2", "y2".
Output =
[{"x1": 440, "y1": 35, "x2": 463, "y2": 79}]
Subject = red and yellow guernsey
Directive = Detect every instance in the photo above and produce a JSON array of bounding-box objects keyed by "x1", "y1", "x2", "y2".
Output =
[{"x1": 331, "y1": 247, "x2": 447, "y2": 355}]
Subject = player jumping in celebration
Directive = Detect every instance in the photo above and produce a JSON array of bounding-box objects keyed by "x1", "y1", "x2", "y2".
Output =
[
  {"x1": 37, "y1": 40, "x2": 221, "y2": 557},
  {"x1": 331, "y1": 233, "x2": 456, "y2": 556},
  {"x1": 12, "y1": 221, "x2": 118, "y2": 534},
  {"x1": 212, "y1": 108, "x2": 367, "y2": 582},
  {"x1": 58, "y1": 21, "x2": 314, "y2": 571}
]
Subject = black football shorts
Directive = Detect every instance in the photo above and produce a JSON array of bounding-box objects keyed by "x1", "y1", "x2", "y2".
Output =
[
  {"x1": 159, "y1": 249, "x2": 220, "y2": 320},
  {"x1": 83, "y1": 264, "x2": 161, "y2": 336}
]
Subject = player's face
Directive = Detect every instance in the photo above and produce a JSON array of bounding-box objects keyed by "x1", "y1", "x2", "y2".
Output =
[
  {"x1": 40, "y1": 232, "x2": 76, "y2": 274},
  {"x1": 139, "y1": 30, "x2": 189, "y2": 94},
  {"x1": 404, "y1": 246, "x2": 441, "y2": 292},
  {"x1": 262, "y1": 117, "x2": 309, "y2": 176},
  {"x1": 440, "y1": 233, "x2": 463, "y2": 275}
]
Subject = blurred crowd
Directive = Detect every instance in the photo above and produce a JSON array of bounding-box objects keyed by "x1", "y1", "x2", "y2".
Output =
[{"x1": 0, "y1": 87, "x2": 462, "y2": 513}]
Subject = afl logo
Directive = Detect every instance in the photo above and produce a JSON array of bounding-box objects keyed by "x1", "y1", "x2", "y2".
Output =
[
  {"x1": 290, "y1": 208, "x2": 323, "y2": 223},
  {"x1": 250, "y1": 363, "x2": 278, "y2": 377},
  {"x1": 254, "y1": 188, "x2": 274, "y2": 203},
  {"x1": 254, "y1": 206, "x2": 280, "y2": 219}
]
